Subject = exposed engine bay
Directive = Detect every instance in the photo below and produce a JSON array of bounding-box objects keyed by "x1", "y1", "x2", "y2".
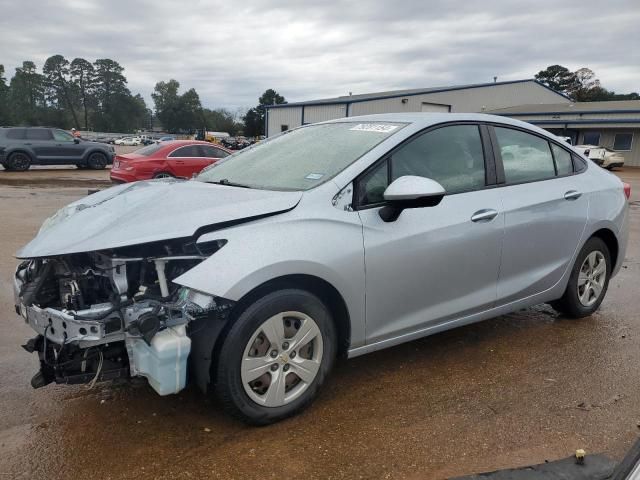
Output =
[{"x1": 14, "y1": 239, "x2": 233, "y2": 395}]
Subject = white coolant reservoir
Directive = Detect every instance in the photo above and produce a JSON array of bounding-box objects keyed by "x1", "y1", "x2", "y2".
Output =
[{"x1": 130, "y1": 325, "x2": 191, "y2": 395}]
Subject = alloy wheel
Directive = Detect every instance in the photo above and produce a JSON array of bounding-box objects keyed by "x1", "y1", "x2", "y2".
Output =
[
  {"x1": 241, "y1": 311, "x2": 323, "y2": 407},
  {"x1": 577, "y1": 250, "x2": 607, "y2": 307},
  {"x1": 11, "y1": 153, "x2": 30, "y2": 170}
]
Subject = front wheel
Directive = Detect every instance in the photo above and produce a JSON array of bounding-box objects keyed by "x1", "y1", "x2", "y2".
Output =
[
  {"x1": 551, "y1": 237, "x2": 611, "y2": 318},
  {"x1": 215, "y1": 289, "x2": 336, "y2": 425}
]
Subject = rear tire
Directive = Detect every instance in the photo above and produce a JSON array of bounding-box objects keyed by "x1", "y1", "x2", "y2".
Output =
[
  {"x1": 6, "y1": 152, "x2": 31, "y2": 171},
  {"x1": 215, "y1": 289, "x2": 336, "y2": 425},
  {"x1": 551, "y1": 237, "x2": 611, "y2": 318},
  {"x1": 87, "y1": 152, "x2": 108, "y2": 169},
  {"x1": 153, "y1": 172, "x2": 173, "y2": 179}
]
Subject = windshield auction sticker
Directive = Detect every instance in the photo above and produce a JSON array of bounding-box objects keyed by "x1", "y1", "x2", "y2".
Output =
[{"x1": 349, "y1": 124, "x2": 399, "y2": 133}]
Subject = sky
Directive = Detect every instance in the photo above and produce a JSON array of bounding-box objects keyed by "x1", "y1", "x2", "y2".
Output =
[{"x1": 1, "y1": 0, "x2": 639, "y2": 112}]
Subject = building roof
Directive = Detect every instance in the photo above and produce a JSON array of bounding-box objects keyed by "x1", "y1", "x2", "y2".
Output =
[
  {"x1": 266, "y1": 79, "x2": 567, "y2": 108},
  {"x1": 489, "y1": 100, "x2": 640, "y2": 115}
]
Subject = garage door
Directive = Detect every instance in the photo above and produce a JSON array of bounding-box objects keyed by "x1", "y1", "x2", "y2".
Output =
[{"x1": 421, "y1": 102, "x2": 451, "y2": 113}]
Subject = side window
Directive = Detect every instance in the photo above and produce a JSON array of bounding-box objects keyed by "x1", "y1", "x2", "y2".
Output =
[
  {"x1": 26, "y1": 128, "x2": 53, "y2": 140},
  {"x1": 494, "y1": 127, "x2": 555, "y2": 184},
  {"x1": 551, "y1": 143, "x2": 573, "y2": 176},
  {"x1": 200, "y1": 146, "x2": 229, "y2": 158},
  {"x1": 390, "y1": 125, "x2": 486, "y2": 194},
  {"x1": 168, "y1": 145, "x2": 201, "y2": 158},
  {"x1": 53, "y1": 130, "x2": 74, "y2": 142},
  {"x1": 7, "y1": 128, "x2": 27, "y2": 140},
  {"x1": 357, "y1": 160, "x2": 389, "y2": 206}
]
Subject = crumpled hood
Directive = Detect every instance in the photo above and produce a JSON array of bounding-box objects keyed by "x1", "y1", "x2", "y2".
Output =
[{"x1": 17, "y1": 180, "x2": 302, "y2": 258}]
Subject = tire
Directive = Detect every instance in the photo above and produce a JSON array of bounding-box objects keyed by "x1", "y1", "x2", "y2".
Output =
[
  {"x1": 6, "y1": 152, "x2": 31, "y2": 171},
  {"x1": 153, "y1": 172, "x2": 173, "y2": 179},
  {"x1": 215, "y1": 289, "x2": 336, "y2": 425},
  {"x1": 551, "y1": 237, "x2": 611, "y2": 318},
  {"x1": 86, "y1": 152, "x2": 108, "y2": 169}
]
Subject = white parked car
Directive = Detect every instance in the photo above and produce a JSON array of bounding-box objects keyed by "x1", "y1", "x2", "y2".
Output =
[
  {"x1": 114, "y1": 136, "x2": 142, "y2": 146},
  {"x1": 574, "y1": 145, "x2": 625, "y2": 169}
]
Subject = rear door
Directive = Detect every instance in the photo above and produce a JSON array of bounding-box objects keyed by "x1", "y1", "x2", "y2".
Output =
[
  {"x1": 25, "y1": 128, "x2": 55, "y2": 161},
  {"x1": 490, "y1": 125, "x2": 588, "y2": 304},
  {"x1": 358, "y1": 123, "x2": 504, "y2": 345}
]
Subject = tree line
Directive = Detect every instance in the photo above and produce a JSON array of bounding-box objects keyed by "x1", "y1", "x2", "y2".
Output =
[
  {"x1": 0, "y1": 57, "x2": 151, "y2": 132},
  {"x1": 535, "y1": 65, "x2": 638, "y2": 101}
]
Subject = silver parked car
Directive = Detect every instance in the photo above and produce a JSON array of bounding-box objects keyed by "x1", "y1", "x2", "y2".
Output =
[{"x1": 13, "y1": 113, "x2": 630, "y2": 424}]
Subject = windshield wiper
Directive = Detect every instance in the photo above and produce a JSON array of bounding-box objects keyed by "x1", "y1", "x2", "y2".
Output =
[{"x1": 207, "y1": 179, "x2": 251, "y2": 188}]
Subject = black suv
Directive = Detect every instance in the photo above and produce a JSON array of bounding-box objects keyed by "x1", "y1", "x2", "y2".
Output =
[{"x1": 0, "y1": 127, "x2": 115, "y2": 171}]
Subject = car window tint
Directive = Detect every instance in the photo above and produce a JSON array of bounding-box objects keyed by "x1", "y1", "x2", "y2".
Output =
[
  {"x1": 26, "y1": 128, "x2": 53, "y2": 140},
  {"x1": 358, "y1": 160, "x2": 389, "y2": 205},
  {"x1": 53, "y1": 130, "x2": 74, "y2": 142},
  {"x1": 200, "y1": 146, "x2": 229, "y2": 158},
  {"x1": 551, "y1": 143, "x2": 573, "y2": 176},
  {"x1": 168, "y1": 145, "x2": 201, "y2": 158},
  {"x1": 6, "y1": 128, "x2": 26, "y2": 139},
  {"x1": 494, "y1": 127, "x2": 556, "y2": 183},
  {"x1": 390, "y1": 125, "x2": 486, "y2": 194}
]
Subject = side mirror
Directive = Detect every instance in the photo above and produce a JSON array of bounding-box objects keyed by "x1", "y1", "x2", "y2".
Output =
[
  {"x1": 379, "y1": 175, "x2": 445, "y2": 222},
  {"x1": 73, "y1": 138, "x2": 80, "y2": 144}
]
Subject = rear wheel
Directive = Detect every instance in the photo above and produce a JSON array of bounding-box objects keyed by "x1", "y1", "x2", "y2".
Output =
[
  {"x1": 215, "y1": 289, "x2": 336, "y2": 425},
  {"x1": 6, "y1": 152, "x2": 31, "y2": 171},
  {"x1": 153, "y1": 172, "x2": 173, "y2": 179},
  {"x1": 87, "y1": 152, "x2": 108, "y2": 169},
  {"x1": 551, "y1": 237, "x2": 611, "y2": 318}
]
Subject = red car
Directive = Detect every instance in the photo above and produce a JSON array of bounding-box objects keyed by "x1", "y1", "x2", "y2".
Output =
[{"x1": 110, "y1": 140, "x2": 231, "y2": 183}]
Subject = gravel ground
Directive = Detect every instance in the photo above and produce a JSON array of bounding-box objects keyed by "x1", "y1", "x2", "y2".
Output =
[{"x1": 0, "y1": 167, "x2": 638, "y2": 479}]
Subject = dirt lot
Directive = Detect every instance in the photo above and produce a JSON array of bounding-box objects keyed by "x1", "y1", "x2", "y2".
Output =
[{"x1": 0, "y1": 167, "x2": 639, "y2": 479}]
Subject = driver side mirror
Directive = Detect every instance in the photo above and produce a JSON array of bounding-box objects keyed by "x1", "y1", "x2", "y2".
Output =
[
  {"x1": 73, "y1": 138, "x2": 80, "y2": 144},
  {"x1": 379, "y1": 176, "x2": 445, "y2": 222}
]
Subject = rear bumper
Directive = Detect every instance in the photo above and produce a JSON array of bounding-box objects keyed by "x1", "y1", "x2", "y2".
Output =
[{"x1": 109, "y1": 170, "x2": 139, "y2": 183}]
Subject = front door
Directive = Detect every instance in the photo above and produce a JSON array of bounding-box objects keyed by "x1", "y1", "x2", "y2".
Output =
[
  {"x1": 51, "y1": 129, "x2": 84, "y2": 162},
  {"x1": 357, "y1": 124, "x2": 504, "y2": 345}
]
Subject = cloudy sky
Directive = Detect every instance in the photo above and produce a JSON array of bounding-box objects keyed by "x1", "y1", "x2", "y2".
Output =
[{"x1": 1, "y1": 0, "x2": 639, "y2": 111}]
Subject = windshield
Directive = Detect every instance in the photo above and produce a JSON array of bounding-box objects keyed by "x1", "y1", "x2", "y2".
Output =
[{"x1": 196, "y1": 122, "x2": 406, "y2": 190}]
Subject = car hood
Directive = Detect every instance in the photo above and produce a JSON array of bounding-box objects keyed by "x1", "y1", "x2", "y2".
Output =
[{"x1": 16, "y1": 180, "x2": 302, "y2": 258}]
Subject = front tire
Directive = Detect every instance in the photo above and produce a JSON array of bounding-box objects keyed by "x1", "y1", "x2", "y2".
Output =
[
  {"x1": 551, "y1": 237, "x2": 611, "y2": 318},
  {"x1": 215, "y1": 289, "x2": 336, "y2": 425}
]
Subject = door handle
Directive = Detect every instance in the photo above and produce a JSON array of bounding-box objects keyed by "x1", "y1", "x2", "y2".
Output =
[
  {"x1": 471, "y1": 209, "x2": 498, "y2": 222},
  {"x1": 24, "y1": 142, "x2": 32, "y2": 146},
  {"x1": 564, "y1": 190, "x2": 582, "y2": 200}
]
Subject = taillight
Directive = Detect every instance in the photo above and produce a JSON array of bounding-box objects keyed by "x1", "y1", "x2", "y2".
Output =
[{"x1": 623, "y1": 182, "x2": 631, "y2": 200}]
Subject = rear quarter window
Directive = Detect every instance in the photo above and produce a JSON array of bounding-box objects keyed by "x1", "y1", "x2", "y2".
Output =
[{"x1": 6, "y1": 128, "x2": 27, "y2": 140}]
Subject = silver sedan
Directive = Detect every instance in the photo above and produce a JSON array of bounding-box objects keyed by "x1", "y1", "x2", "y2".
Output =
[{"x1": 13, "y1": 113, "x2": 630, "y2": 424}]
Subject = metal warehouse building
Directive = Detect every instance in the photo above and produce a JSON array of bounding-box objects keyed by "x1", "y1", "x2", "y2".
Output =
[
  {"x1": 265, "y1": 79, "x2": 569, "y2": 137},
  {"x1": 489, "y1": 101, "x2": 640, "y2": 167}
]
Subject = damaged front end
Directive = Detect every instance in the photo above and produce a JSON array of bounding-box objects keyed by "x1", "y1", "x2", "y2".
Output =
[{"x1": 14, "y1": 239, "x2": 233, "y2": 395}]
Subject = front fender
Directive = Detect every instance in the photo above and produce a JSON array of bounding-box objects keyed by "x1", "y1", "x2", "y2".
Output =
[{"x1": 173, "y1": 214, "x2": 367, "y2": 348}]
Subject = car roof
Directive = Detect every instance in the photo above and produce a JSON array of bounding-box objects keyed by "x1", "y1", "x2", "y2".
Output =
[{"x1": 320, "y1": 112, "x2": 545, "y2": 132}]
